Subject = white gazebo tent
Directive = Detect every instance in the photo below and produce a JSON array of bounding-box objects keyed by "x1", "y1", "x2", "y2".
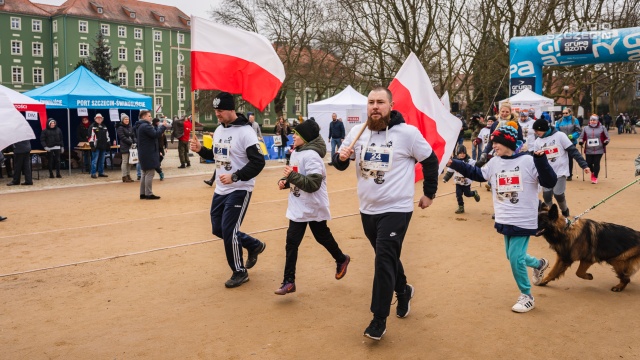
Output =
[
  {"x1": 498, "y1": 88, "x2": 554, "y2": 118},
  {"x1": 308, "y1": 85, "x2": 367, "y2": 151}
]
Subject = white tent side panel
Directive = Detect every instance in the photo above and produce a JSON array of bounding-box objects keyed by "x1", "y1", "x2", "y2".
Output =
[{"x1": 498, "y1": 89, "x2": 554, "y2": 118}]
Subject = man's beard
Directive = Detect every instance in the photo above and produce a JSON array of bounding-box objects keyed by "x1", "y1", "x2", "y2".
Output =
[{"x1": 367, "y1": 113, "x2": 391, "y2": 131}]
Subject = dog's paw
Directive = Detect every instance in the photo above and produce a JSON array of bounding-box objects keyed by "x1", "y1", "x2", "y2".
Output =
[
  {"x1": 585, "y1": 273, "x2": 593, "y2": 280},
  {"x1": 611, "y1": 286, "x2": 624, "y2": 292},
  {"x1": 537, "y1": 280, "x2": 549, "y2": 287}
]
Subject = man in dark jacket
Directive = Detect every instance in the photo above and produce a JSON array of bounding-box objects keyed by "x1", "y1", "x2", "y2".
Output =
[
  {"x1": 77, "y1": 116, "x2": 92, "y2": 172},
  {"x1": 7, "y1": 139, "x2": 32, "y2": 186},
  {"x1": 137, "y1": 109, "x2": 167, "y2": 200},
  {"x1": 328, "y1": 113, "x2": 345, "y2": 166},
  {"x1": 89, "y1": 113, "x2": 110, "y2": 178},
  {"x1": 40, "y1": 118, "x2": 64, "y2": 178}
]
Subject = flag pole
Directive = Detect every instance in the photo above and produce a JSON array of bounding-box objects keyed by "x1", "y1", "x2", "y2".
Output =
[{"x1": 347, "y1": 122, "x2": 367, "y2": 150}]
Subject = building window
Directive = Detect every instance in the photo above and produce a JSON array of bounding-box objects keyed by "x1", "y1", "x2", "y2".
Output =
[
  {"x1": 118, "y1": 69, "x2": 127, "y2": 86},
  {"x1": 32, "y1": 20, "x2": 42, "y2": 32},
  {"x1": 97, "y1": 7, "x2": 103, "y2": 14},
  {"x1": 177, "y1": 64, "x2": 185, "y2": 78},
  {"x1": 178, "y1": 33, "x2": 185, "y2": 44},
  {"x1": 134, "y1": 49, "x2": 143, "y2": 62},
  {"x1": 11, "y1": 17, "x2": 21, "y2": 30},
  {"x1": 53, "y1": 43, "x2": 59, "y2": 57},
  {"x1": 33, "y1": 68, "x2": 44, "y2": 84},
  {"x1": 53, "y1": 20, "x2": 58, "y2": 33},
  {"x1": 101, "y1": 24, "x2": 110, "y2": 36},
  {"x1": 130, "y1": 12, "x2": 136, "y2": 19},
  {"x1": 177, "y1": 86, "x2": 185, "y2": 101},
  {"x1": 153, "y1": 30, "x2": 161, "y2": 42},
  {"x1": 11, "y1": 40, "x2": 22, "y2": 55},
  {"x1": 155, "y1": 97, "x2": 163, "y2": 110},
  {"x1": 79, "y1": 21, "x2": 88, "y2": 33},
  {"x1": 118, "y1": 26, "x2": 126, "y2": 38},
  {"x1": 263, "y1": 103, "x2": 271, "y2": 115},
  {"x1": 295, "y1": 81, "x2": 301, "y2": 89},
  {"x1": 12, "y1": 67, "x2": 23, "y2": 83},
  {"x1": 154, "y1": 51, "x2": 162, "y2": 63},
  {"x1": 32, "y1": 42, "x2": 43, "y2": 57},
  {"x1": 118, "y1": 47, "x2": 127, "y2": 61},
  {"x1": 54, "y1": 68, "x2": 59, "y2": 81},
  {"x1": 154, "y1": 73, "x2": 163, "y2": 88},
  {"x1": 134, "y1": 71, "x2": 143, "y2": 87},
  {"x1": 134, "y1": 28, "x2": 142, "y2": 39},
  {"x1": 295, "y1": 97, "x2": 301, "y2": 114},
  {"x1": 79, "y1": 43, "x2": 89, "y2": 57}
]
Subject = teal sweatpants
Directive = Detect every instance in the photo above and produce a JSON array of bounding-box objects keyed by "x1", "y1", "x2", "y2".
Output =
[{"x1": 504, "y1": 235, "x2": 542, "y2": 295}]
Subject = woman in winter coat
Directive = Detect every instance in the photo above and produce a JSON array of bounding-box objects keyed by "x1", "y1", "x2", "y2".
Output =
[
  {"x1": 116, "y1": 113, "x2": 136, "y2": 182},
  {"x1": 555, "y1": 107, "x2": 581, "y2": 180},
  {"x1": 578, "y1": 114, "x2": 610, "y2": 184},
  {"x1": 274, "y1": 117, "x2": 290, "y2": 162},
  {"x1": 40, "y1": 118, "x2": 64, "y2": 178}
]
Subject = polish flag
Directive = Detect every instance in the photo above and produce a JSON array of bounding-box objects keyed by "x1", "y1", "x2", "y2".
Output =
[
  {"x1": 440, "y1": 91, "x2": 451, "y2": 112},
  {"x1": 0, "y1": 91, "x2": 35, "y2": 151},
  {"x1": 191, "y1": 16, "x2": 285, "y2": 111},
  {"x1": 388, "y1": 53, "x2": 461, "y2": 180}
]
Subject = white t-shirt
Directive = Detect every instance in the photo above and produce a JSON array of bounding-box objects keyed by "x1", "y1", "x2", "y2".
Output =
[
  {"x1": 532, "y1": 131, "x2": 573, "y2": 177},
  {"x1": 447, "y1": 158, "x2": 476, "y2": 186},
  {"x1": 340, "y1": 123, "x2": 433, "y2": 215},
  {"x1": 481, "y1": 155, "x2": 541, "y2": 229},
  {"x1": 212, "y1": 124, "x2": 260, "y2": 195},
  {"x1": 286, "y1": 149, "x2": 331, "y2": 222},
  {"x1": 478, "y1": 127, "x2": 491, "y2": 148},
  {"x1": 518, "y1": 118, "x2": 536, "y2": 146}
]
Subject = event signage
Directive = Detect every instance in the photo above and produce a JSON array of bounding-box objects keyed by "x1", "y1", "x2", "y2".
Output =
[
  {"x1": 77, "y1": 108, "x2": 88, "y2": 116},
  {"x1": 560, "y1": 35, "x2": 593, "y2": 56},
  {"x1": 109, "y1": 109, "x2": 119, "y2": 121},
  {"x1": 510, "y1": 77, "x2": 536, "y2": 95},
  {"x1": 25, "y1": 111, "x2": 38, "y2": 120}
]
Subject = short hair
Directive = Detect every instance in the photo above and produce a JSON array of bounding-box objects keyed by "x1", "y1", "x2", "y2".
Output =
[
  {"x1": 369, "y1": 86, "x2": 393, "y2": 102},
  {"x1": 139, "y1": 109, "x2": 151, "y2": 119}
]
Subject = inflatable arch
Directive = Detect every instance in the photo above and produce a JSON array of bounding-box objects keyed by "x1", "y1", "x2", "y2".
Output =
[{"x1": 509, "y1": 26, "x2": 640, "y2": 96}]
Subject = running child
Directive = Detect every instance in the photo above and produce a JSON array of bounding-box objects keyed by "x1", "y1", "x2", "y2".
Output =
[
  {"x1": 275, "y1": 120, "x2": 350, "y2": 295},
  {"x1": 448, "y1": 125, "x2": 557, "y2": 313},
  {"x1": 442, "y1": 145, "x2": 480, "y2": 214}
]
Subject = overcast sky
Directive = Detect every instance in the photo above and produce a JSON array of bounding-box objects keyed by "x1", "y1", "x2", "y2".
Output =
[{"x1": 34, "y1": 0, "x2": 221, "y2": 19}]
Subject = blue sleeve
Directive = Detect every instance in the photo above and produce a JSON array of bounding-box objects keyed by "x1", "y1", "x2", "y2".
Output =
[
  {"x1": 482, "y1": 122, "x2": 498, "y2": 155},
  {"x1": 517, "y1": 125, "x2": 523, "y2": 141},
  {"x1": 449, "y1": 159, "x2": 487, "y2": 182},
  {"x1": 533, "y1": 153, "x2": 557, "y2": 188}
]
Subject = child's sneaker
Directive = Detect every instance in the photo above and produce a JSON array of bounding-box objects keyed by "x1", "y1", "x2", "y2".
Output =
[
  {"x1": 512, "y1": 294, "x2": 535, "y2": 313},
  {"x1": 473, "y1": 191, "x2": 480, "y2": 202},
  {"x1": 485, "y1": 183, "x2": 491, "y2": 192},
  {"x1": 335, "y1": 254, "x2": 350, "y2": 280},
  {"x1": 455, "y1": 205, "x2": 464, "y2": 214},
  {"x1": 274, "y1": 282, "x2": 296, "y2": 295},
  {"x1": 532, "y1": 258, "x2": 549, "y2": 285}
]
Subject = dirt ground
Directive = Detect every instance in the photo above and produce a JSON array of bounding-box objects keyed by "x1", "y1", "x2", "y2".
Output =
[{"x1": 1, "y1": 132, "x2": 640, "y2": 359}]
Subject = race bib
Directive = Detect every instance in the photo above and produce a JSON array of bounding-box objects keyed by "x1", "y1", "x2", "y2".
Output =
[
  {"x1": 362, "y1": 146, "x2": 393, "y2": 172},
  {"x1": 543, "y1": 145, "x2": 561, "y2": 159},
  {"x1": 497, "y1": 170, "x2": 523, "y2": 192},
  {"x1": 214, "y1": 143, "x2": 231, "y2": 162},
  {"x1": 587, "y1": 138, "x2": 600, "y2": 147}
]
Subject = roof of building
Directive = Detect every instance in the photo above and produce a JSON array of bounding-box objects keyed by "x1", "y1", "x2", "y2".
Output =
[{"x1": 0, "y1": 0, "x2": 51, "y2": 17}]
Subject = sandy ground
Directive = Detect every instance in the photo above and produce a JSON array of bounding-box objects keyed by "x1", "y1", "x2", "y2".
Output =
[{"x1": 1, "y1": 132, "x2": 640, "y2": 359}]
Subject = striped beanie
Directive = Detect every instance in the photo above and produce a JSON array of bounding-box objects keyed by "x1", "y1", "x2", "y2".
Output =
[{"x1": 491, "y1": 125, "x2": 518, "y2": 151}]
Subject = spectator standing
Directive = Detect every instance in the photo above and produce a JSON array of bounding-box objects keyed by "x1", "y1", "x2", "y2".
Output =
[
  {"x1": 40, "y1": 118, "x2": 64, "y2": 178},
  {"x1": 88, "y1": 113, "x2": 110, "y2": 179},
  {"x1": 152, "y1": 117, "x2": 167, "y2": 180},
  {"x1": 6, "y1": 140, "x2": 32, "y2": 186},
  {"x1": 116, "y1": 114, "x2": 135, "y2": 183},
  {"x1": 137, "y1": 110, "x2": 167, "y2": 200},
  {"x1": 328, "y1": 113, "x2": 345, "y2": 166},
  {"x1": 76, "y1": 116, "x2": 92, "y2": 172},
  {"x1": 172, "y1": 115, "x2": 192, "y2": 168},
  {"x1": 275, "y1": 117, "x2": 290, "y2": 163},
  {"x1": 615, "y1": 113, "x2": 624, "y2": 134},
  {"x1": 604, "y1": 113, "x2": 612, "y2": 130},
  {"x1": 248, "y1": 113, "x2": 263, "y2": 141}
]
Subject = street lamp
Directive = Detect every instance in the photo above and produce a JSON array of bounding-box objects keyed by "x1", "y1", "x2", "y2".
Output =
[
  {"x1": 305, "y1": 87, "x2": 311, "y2": 117},
  {"x1": 563, "y1": 85, "x2": 569, "y2": 110}
]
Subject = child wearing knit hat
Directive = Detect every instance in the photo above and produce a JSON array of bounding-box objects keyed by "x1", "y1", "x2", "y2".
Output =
[
  {"x1": 447, "y1": 125, "x2": 557, "y2": 313},
  {"x1": 275, "y1": 120, "x2": 350, "y2": 295},
  {"x1": 442, "y1": 145, "x2": 481, "y2": 214}
]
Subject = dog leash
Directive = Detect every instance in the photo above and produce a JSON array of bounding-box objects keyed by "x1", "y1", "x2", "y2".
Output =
[{"x1": 566, "y1": 177, "x2": 640, "y2": 228}]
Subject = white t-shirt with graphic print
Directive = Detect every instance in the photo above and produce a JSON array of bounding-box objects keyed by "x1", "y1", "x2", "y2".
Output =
[
  {"x1": 212, "y1": 124, "x2": 260, "y2": 195},
  {"x1": 518, "y1": 118, "x2": 536, "y2": 146},
  {"x1": 340, "y1": 123, "x2": 433, "y2": 215},
  {"x1": 532, "y1": 131, "x2": 573, "y2": 177},
  {"x1": 478, "y1": 127, "x2": 491, "y2": 148},
  {"x1": 286, "y1": 149, "x2": 331, "y2": 222},
  {"x1": 447, "y1": 158, "x2": 477, "y2": 186}
]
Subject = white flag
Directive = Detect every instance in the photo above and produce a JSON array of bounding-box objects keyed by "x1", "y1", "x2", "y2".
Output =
[
  {"x1": 0, "y1": 91, "x2": 35, "y2": 151},
  {"x1": 440, "y1": 91, "x2": 451, "y2": 112}
]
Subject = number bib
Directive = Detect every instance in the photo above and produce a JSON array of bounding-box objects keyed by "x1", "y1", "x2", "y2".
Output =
[
  {"x1": 214, "y1": 143, "x2": 231, "y2": 163},
  {"x1": 543, "y1": 145, "x2": 561, "y2": 159},
  {"x1": 496, "y1": 170, "x2": 523, "y2": 192},
  {"x1": 587, "y1": 138, "x2": 600, "y2": 147},
  {"x1": 361, "y1": 146, "x2": 393, "y2": 172}
]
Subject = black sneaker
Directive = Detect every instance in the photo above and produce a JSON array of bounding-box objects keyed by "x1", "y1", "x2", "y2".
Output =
[
  {"x1": 204, "y1": 179, "x2": 214, "y2": 186},
  {"x1": 224, "y1": 271, "x2": 249, "y2": 288},
  {"x1": 561, "y1": 208, "x2": 570, "y2": 217},
  {"x1": 140, "y1": 194, "x2": 146, "y2": 200},
  {"x1": 363, "y1": 318, "x2": 386, "y2": 341},
  {"x1": 178, "y1": 164, "x2": 186, "y2": 169},
  {"x1": 396, "y1": 284, "x2": 415, "y2": 318},
  {"x1": 246, "y1": 241, "x2": 266, "y2": 269}
]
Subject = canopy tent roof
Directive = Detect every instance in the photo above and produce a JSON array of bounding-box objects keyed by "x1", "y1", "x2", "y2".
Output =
[
  {"x1": 308, "y1": 85, "x2": 368, "y2": 107},
  {"x1": 24, "y1": 66, "x2": 152, "y2": 110},
  {"x1": 502, "y1": 88, "x2": 553, "y2": 103},
  {"x1": 499, "y1": 88, "x2": 554, "y2": 118},
  {"x1": 0, "y1": 83, "x2": 48, "y2": 129}
]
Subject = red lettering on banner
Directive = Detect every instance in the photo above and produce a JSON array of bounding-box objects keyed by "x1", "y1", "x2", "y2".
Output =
[{"x1": 347, "y1": 116, "x2": 360, "y2": 123}]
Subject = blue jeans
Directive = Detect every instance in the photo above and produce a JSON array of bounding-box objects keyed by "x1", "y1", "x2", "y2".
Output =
[
  {"x1": 91, "y1": 149, "x2": 106, "y2": 175},
  {"x1": 471, "y1": 143, "x2": 483, "y2": 160},
  {"x1": 504, "y1": 235, "x2": 542, "y2": 295},
  {"x1": 330, "y1": 138, "x2": 342, "y2": 162},
  {"x1": 136, "y1": 163, "x2": 141, "y2": 178},
  {"x1": 277, "y1": 146, "x2": 286, "y2": 159}
]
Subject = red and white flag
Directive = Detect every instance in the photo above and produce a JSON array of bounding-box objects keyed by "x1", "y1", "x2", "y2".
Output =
[
  {"x1": 388, "y1": 53, "x2": 461, "y2": 180},
  {"x1": 191, "y1": 16, "x2": 285, "y2": 111},
  {"x1": 0, "y1": 91, "x2": 35, "y2": 151}
]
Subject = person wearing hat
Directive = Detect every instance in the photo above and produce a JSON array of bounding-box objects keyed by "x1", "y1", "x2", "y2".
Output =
[
  {"x1": 448, "y1": 125, "x2": 557, "y2": 313},
  {"x1": 40, "y1": 118, "x2": 65, "y2": 178},
  {"x1": 189, "y1": 92, "x2": 267, "y2": 288},
  {"x1": 88, "y1": 113, "x2": 111, "y2": 179},
  {"x1": 532, "y1": 119, "x2": 589, "y2": 217},
  {"x1": 555, "y1": 107, "x2": 581, "y2": 180},
  {"x1": 442, "y1": 145, "x2": 480, "y2": 214},
  {"x1": 274, "y1": 120, "x2": 351, "y2": 295},
  {"x1": 116, "y1": 113, "x2": 136, "y2": 182},
  {"x1": 77, "y1": 116, "x2": 92, "y2": 172},
  {"x1": 578, "y1": 115, "x2": 610, "y2": 184}
]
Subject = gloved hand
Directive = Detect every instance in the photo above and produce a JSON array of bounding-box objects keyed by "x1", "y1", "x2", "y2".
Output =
[
  {"x1": 603, "y1": 140, "x2": 609, "y2": 146},
  {"x1": 568, "y1": 134, "x2": 574, "y2": 140}
]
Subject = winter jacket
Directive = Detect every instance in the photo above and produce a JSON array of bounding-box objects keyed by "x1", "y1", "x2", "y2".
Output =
[
  {"x1": 275, "y1": 122, "x2": 290, "y2": 146},
  {"x1": 555, "y1": 115, "x2": 581, "y2": 145},
  {"x1": 89, "y1": 122, "x2": 110, "y2": 151},
  {"x1": 328, "y1": 120, "x2": 345, "y2": 139},
  {"x1": 171, "y1": 119, "x2": 185, "y2": 142},
  {"x1": 579, "y1": 123, "x2": 610, "y2": 155},
  {"x1": 40, "y1": 121, "x2": 64, "y2": 149},
  {"x1": 281, "y1": 136, "x2": 327, "y2": 192},
  {"x1": 136, "y1": 120, "x2": 166, "y2": 170},
  {"x1": 116, "y1": 122, "x2": 136, "y2": 153},
  {"x1": 77, "y1": 122, "x2": 92, "y2": 143},
  {"x1": 615, "y1": 115, "x2": 624, "y2": 127}
]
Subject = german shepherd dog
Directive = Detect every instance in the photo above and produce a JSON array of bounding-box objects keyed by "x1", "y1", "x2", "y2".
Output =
[{"x1": 536, "y1": 204, "x2": 640, "y2": 292}]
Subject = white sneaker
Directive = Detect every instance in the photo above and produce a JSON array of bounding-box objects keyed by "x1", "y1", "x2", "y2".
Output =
[
  {"x1": 512, "y1": 294, "x2": 535, "y2": 313},
  {"x1": 532, "y1": 258, "x2": 549, "y2": 286}
]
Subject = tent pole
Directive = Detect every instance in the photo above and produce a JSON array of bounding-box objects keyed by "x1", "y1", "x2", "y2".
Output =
[{"x1": 67, "y1": 108, "x2": 71, "y2": 175}]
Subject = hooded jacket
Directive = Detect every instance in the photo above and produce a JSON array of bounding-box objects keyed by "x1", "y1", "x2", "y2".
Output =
[
  {"x1": 555, "y1": 115, "x2": 581, "y2": 145},
  {"x1": 579, "y1": 122, "x2": 609, "y2": 155},
  {"x1": 116, "y1": 121, "x2": 136, "y2": 153},
  {"x1": 40, "y1": 119, "x2": 64, "y2": 149},
  {"x1": 282, "y1": 136, "x2": 327, "y2": 193},
  {"x1": 136, "y1": 120, "x2": 166, "y2": 170}
]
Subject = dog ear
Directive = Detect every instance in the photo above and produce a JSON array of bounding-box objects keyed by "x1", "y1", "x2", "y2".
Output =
[
  {"x1": 538, "y1": 201, "x2": 550, "y2": 212},
  {"x1": 549, "y1": 203, "x2": 559, "y2": 220}
]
